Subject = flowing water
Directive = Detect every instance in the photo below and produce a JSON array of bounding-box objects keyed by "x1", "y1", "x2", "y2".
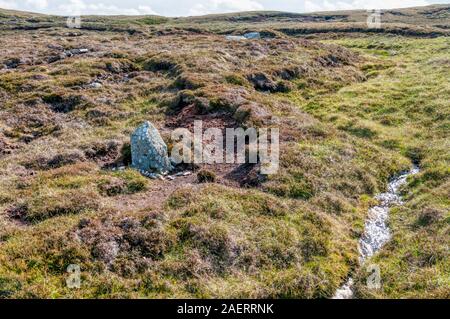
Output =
[{"x1": 333, "y1": 166, "x2": 420, "y2": 299}]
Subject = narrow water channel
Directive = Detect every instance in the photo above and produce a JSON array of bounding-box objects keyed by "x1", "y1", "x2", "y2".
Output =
[{"x1": 333, "y1": 166, "x2": 420, "y2": 299}]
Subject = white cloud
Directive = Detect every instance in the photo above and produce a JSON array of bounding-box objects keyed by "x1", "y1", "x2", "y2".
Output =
[
  {"x1": 305, "y1": 0, "x2": 431, "y2": 12},
  {"x1": 1, "y1": 0, "x2": 446, "y2": 16},
  {"x1": 0, "y1": 0, "x2": 19, "y2": 10},
  {"x1": 55, "y1": 0, "x2": 158, "y2": 15},
  {"x1": 189, "y1": 0, "x2": 264, "y2": 16},
  {"x1": 26, "y1": 0, "x2": 48, "y2": 9},
  {"x1": 137, "y1": 5, "x2": 158, "y2": 15}
]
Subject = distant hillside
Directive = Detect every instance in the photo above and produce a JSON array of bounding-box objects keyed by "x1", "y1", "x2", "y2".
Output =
[
  {"x1": 0, "y1": 4, "x2": 449, "y2": 36},
  {"x1": 175, "y1": 4, "x2": 449, "y2": 25}
]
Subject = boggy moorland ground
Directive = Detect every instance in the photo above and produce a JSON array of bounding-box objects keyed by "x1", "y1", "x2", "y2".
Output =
[{"x1": 0, "y1": 5, "x2": 448, "y2": 298}]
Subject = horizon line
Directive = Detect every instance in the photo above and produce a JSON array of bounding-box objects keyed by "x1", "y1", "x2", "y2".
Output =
[{"x1": 0, "y1": 3, "x2": 446, "y2": 19}]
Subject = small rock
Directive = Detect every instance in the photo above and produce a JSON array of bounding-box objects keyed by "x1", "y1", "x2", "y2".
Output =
[
  {"x1": 48, "y1": 54, "x2": 65, "y2": 63},
  {"x1": 74, "y1": 48, "x2": 89, "y2": 54},
  {"x1": 4, "y1": 57, "x2": 22, "y2": 69},
  {"x1": 89, "y1": 82, "x2": 102, "y2": 89},
  {"x1": 167, "y1": 176, "x2": 175, "y2": 181},
  {"x1": 64, "y1": 48, "x2": 89, "y2": 58},
  {"x1": 248, "y1": 72, "x2": 277, "y2": 92}
]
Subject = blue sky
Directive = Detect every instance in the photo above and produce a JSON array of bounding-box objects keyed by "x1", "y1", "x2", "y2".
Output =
[{"x1": 0, "y1": 0, "x2": 448, "y2": 16}]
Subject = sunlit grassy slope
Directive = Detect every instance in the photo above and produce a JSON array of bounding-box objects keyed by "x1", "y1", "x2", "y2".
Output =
[{"x1": 310, "y1": 36, "x2": 449, "y2": 299}]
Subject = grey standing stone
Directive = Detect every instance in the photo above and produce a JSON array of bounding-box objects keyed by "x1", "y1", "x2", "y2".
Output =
[{"x1": 131, "y1": 121, "x2": 172, "y2": 173}]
